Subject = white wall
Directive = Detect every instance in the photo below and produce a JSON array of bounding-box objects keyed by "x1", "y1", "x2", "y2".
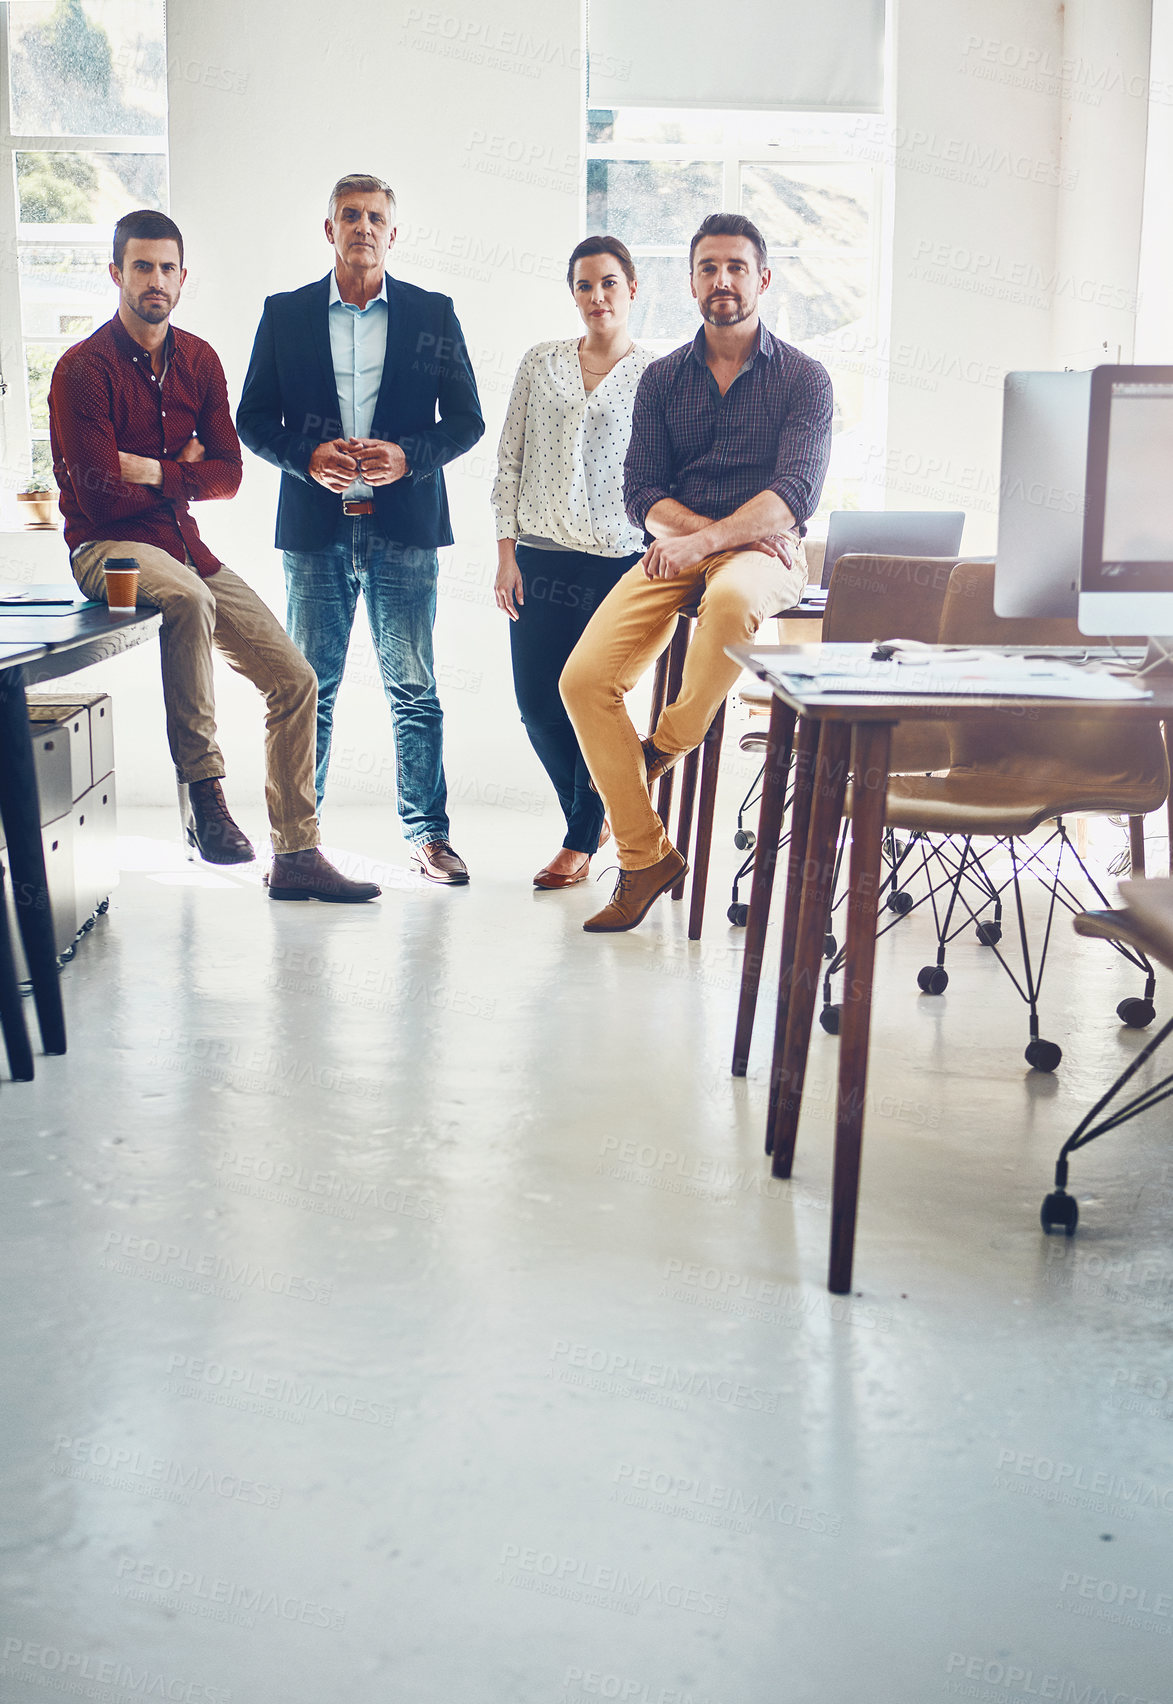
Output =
[
  {"x1": 1135, "y1": 0, "x2": 1173, "y2": 358},
  {"x1": 885, "y1": 0, "x2": 1151, "y2": 553}
]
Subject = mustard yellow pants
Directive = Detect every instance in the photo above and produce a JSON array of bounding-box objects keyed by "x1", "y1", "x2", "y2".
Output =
[{"x1": 560, "y1": 546, "x2": 806, "y2": 869}]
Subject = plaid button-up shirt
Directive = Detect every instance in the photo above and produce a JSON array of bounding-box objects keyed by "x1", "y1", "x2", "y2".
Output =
[
  {"x1": 623, "y1": 323, "x2": 833, "y2": 535},
  {"x1": 49, "y1": 314, "x2": 243, "y2": 576}
]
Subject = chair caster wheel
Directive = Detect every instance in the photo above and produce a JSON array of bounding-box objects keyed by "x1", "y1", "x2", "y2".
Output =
[
  {"x1": 727, "y1": 903, "x2": 748, "y2": 927},
  {"x1": 80, "y1": 916, "x2": 95, "y2": 935},
  {"x1": 975, "y1": 921, "x2": 1002, "y2": 946},
  {"x1": 887, "y1": 890, "x2": 914, "y2": 916},
  {"x1": 733, "y1": 828, "x2": 756, "y2": 851},
  {"x1": 1040, "y1": 1190, "x2": 1078, "y2": 1234},
  {"x1": 1117, "y1": 997, "x2": 1156, "y2": 1028},
  {"x1": 1025, "y1": 1038, "x2": 1063, "y2": 1072},
  {"x1": 59, "y1": 943, "x2": 76, "y2": 964},
  {"x1": 823, "y1": 933, "x2": 837, "y2": 959},
  {"x1": 819, "y1": 1005, "x2": 841, "y2": 1035},
  {"x1": 917, "y1": 965, "x2": 948, "y2": 995},
  {"x1": 96, "y1": 898, "x2": 109, "y2": 915}
]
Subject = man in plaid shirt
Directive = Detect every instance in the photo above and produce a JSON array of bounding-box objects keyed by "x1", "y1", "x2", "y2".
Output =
[{"x1": 562, "y1": 213, "x2": 833, "y2": 933}]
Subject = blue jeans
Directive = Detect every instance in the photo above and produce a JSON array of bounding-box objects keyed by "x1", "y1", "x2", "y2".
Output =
[{"x1": 283, "y1": 518, "x2": 448, "y2": 843}]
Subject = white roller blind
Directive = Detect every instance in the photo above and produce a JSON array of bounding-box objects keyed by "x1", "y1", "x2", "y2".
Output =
[{"x1": 588, "y1": 0, "x2": 886, "y2": 112}]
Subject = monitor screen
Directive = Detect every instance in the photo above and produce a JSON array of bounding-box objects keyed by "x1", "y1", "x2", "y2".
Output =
[{"x1": 1080, "y1": 365, "x2": 1173, "y2": 634}]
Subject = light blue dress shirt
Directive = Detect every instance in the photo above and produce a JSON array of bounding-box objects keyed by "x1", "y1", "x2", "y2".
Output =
[{"x1": 328, "y1": 271, "x2": 389, "y2": 501}]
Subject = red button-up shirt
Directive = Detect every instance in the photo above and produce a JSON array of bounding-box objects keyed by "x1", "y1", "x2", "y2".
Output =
[{"x1": 49, "y1": 313, "x2": 243, "y2": 577}]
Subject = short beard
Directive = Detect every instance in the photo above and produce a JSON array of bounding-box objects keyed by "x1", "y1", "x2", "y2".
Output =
[
  {"x1": 701, "y1": 296, "x2": 753, "y2": 327},
  {"x1": 130, "y1": 295, "x2": 171, "y2": 325}
]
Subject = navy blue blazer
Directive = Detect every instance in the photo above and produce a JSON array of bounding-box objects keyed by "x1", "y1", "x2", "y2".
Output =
[{"x1": 236, "y1": 272, "x2": 484, "y2": 552}]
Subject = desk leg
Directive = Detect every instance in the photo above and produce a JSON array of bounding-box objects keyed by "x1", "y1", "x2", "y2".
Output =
[
  {"x1": 0, "y1": 669, "x2": 66, "y2": 1056},
  {"x1": 0, "y1": 862, "x2": 35, "y2": 1079},
  {"x1": 732, "y1": 699, "x2": 797, "y2": 1075},
  {"x1": 828, "y1": 721, "x2": 891, "y2": 1294},
  {"x1": 761, "y1": 716, "x2": 818, "y2": 1119},
  {"x1": 769, "y1": 720, "x2": 850, "y2": 1176}
]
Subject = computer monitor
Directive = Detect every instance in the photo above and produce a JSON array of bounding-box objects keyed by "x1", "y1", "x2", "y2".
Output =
[
  {"x1": 818, "y1": 509, "x2": 967, "y2": 588},
  {"x1": 1079, "y1": 365, "x2": 1173, "y2": 637},
  {"x1": 993, "y1": 370, "x2": 1090, "y2": 619}
]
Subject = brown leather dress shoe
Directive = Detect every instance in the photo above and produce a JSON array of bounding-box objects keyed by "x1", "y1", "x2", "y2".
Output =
[
  {"x1": 589, "y1": 741, "x2": 681, "y2": 798},
  {"x1": 267, "y1": 848, "x2": 381, "y2": 902},
  {"x1": 185, "y1": 777, "x2": 255, "y2": 865},
  {"x1": 641, "y1": 737, "x2": 682, "y2": 788},
  {"x1": 583, "y1": 846, "x2": 688, "y2": 933},
  {"x1": 411, "y1": 839, "x2": 470, "y2": 885},
  {"x1": 533, "y1": 853, "x2": 590, "y2": 889}
]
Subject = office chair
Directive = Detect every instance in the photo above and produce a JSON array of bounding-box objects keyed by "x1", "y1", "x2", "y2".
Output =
[
  {"x1": 1042, "y1": 877, "x2": 1173, "y2": 1234},
  {"x1": 820, "y1": 561, "x2": 1169, "y2": 1069}
]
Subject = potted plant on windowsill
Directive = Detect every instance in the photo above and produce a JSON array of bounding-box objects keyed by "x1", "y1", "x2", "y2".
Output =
[{"x1": 17, "y1": 479, "x2": 57, "y2": 529}]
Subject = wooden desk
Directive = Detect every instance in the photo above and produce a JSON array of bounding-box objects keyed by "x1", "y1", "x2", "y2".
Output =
[
  {"x1": 725, "y1": 643, "x2": 1173, "y2": 1294},
  {"x1": 0, "y1": 597, "x2": 160, "y2": 1073}
]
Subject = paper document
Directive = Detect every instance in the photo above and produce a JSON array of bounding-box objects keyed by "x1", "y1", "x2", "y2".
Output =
[{"x1": 748, "y1": 648, "x2": 1151, "y2": 701}]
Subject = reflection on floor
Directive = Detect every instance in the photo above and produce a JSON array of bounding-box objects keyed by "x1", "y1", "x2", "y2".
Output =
[{"x1": 2, "y1": 803, "x2": 1171, "y2": 1704}]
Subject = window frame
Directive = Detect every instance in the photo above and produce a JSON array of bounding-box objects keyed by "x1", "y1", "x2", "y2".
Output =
[{"x1": 0, "y1": 1, "x2": 168, "y2": 519}]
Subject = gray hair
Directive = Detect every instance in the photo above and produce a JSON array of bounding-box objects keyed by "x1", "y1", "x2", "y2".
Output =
[{"x1": 327, "y1": 174, "x2": 396, "y2": 220}]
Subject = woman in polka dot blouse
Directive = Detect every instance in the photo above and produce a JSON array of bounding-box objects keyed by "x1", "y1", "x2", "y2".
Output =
[{"x1": 492, "y1": 235, "x2": 654, "y2": 889}]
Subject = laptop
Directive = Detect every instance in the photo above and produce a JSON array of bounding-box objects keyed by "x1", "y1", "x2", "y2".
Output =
[{"x1": 797, "y1": 510, "x2": 968, "y2": 608}]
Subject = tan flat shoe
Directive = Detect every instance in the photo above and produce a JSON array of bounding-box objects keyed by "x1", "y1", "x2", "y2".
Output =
[{"x1": 534, "y1": 853, "x2": 590, "y2": 889}]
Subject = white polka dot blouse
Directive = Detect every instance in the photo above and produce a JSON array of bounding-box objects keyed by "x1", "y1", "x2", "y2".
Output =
[{"x1": 491, "y1": 338, "x2": 655, "y2": 558}]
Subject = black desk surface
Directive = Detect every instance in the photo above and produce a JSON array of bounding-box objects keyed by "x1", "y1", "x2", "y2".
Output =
[{"x1": 0, "y1": 586, "x2": 159, "y2": 682}]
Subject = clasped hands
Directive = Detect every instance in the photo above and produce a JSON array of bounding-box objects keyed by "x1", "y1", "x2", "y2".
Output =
[
  {"x1": 641, "y1": 530, "x2": 796, "y2": 580},
  {"x1": 309, "y1": 437, "x2": 408, "y2": 493}
]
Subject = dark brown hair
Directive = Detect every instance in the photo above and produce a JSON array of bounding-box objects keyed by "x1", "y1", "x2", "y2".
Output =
[
  {"x1": 566, "y1": 234, "x2": 636, "y2": 290},
  {"x1": 113, "y1": 209, "x2": 184, "y2": 271},
  {"x1": 688, "y1": 212, "x2": 768, "y2": 273}
]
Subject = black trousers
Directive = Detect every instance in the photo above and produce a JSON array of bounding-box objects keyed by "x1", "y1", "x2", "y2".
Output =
[{"x1": 510, "y1": 543, "x2": 641, "y2": 852}]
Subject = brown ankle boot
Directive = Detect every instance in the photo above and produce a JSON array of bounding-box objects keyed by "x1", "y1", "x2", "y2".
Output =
[
  {"x1": 185, "y1": 777, "x2": 255, "y2": 865},
  {"x1": 583, "y1": 846, "x2": 688, "y2": 933}
]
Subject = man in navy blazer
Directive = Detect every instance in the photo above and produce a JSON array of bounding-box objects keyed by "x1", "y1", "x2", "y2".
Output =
[{"x1": 237, "y1": 173, "x2": 484, "y2": 883}]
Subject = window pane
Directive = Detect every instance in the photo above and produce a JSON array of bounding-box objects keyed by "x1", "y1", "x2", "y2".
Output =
[
  {"x1": 741, "y1": 164, "x2": 871, "y2": 252},
  {"x1": 587, "y1": 160, "x2": 722, "y2": 246},
  {"x1": 625, "y1": 255, "x2": 696, "y2": 345},
  {"x1": 17, "y1": 152, "x2": 167, "y2": 225},
  {"x1": 760, "y1": 253, "x2": 869, "y2": 345},
  {"x1": 19, "y1": 244, "x2": 110, "y2": 337},
  {"x1": 588, "y1": 108, "x2": 727, "y2": 147},
  {"x1": 26, "y1": 345, "x2": 58, "y2": 433},
  {"x1": 8, "y1": 0, "x2": 167, "y2": 136}
]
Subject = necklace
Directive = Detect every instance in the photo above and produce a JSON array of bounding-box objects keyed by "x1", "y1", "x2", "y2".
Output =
[{"x1": 578, "y1": 337, "x2": 634, "y2": 374}]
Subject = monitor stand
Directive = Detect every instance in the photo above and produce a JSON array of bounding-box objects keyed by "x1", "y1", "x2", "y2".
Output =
[{"x1": 1142, "y1": 637, "x2": 1173, "y2": 678}]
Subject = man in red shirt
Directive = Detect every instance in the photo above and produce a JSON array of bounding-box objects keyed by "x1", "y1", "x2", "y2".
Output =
[{"x1": 49, "y1": 208, "x2": 378, "y2": 902}]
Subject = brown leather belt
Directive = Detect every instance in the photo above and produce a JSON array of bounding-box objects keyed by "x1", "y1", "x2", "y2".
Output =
[{"x1": 342, "y1": 500, "x2": 375, "y2": 516}]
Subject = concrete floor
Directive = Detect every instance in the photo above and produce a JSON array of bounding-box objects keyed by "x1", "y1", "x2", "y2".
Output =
[{"x1": 2, "y1": 793, "x2": 1172, "y2": 1704}]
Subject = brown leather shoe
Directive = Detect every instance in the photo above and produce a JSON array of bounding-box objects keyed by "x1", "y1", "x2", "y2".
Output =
[
  {"x1": 534, "y1": 853, "x2": 590, "y2": 889},
  {"x1": 185, "y1": 777, "x2": 255, "y2": 865},
  {"x1": 642, "y1": 737, "x2": 681, "y2": 788},
  {"x1": 411, "y1": 839, "x2": 469, "y2": 885},
  {"x1": 583, "y1": 846, "x2": 688, "y2": 933},
  {"x1": 267, "y1": 848, "x2": 381, "y2": 902},
  {"x1": 589, "y1": 741, "x2": 680, "y2": 799}
]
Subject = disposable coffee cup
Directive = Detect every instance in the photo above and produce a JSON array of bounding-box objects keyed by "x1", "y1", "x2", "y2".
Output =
[{"x1": 104, "y1": 557, "x2": 139, "y2": 614}]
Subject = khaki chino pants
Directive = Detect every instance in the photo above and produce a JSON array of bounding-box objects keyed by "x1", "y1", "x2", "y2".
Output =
[
  {"x1": 72, "y1": 540, "x2": 319, "y2": 854},
  {"x1": 560, "y1": 545, "x2": 806, "y2": 869}
]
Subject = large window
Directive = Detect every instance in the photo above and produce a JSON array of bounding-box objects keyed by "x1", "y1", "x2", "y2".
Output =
[
  {"x1": 586, "y1": 108, "x2": 882, "y2": 514},
  {"x1": 0, "y1": 0, "x2": 168, "y2": 515}
]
